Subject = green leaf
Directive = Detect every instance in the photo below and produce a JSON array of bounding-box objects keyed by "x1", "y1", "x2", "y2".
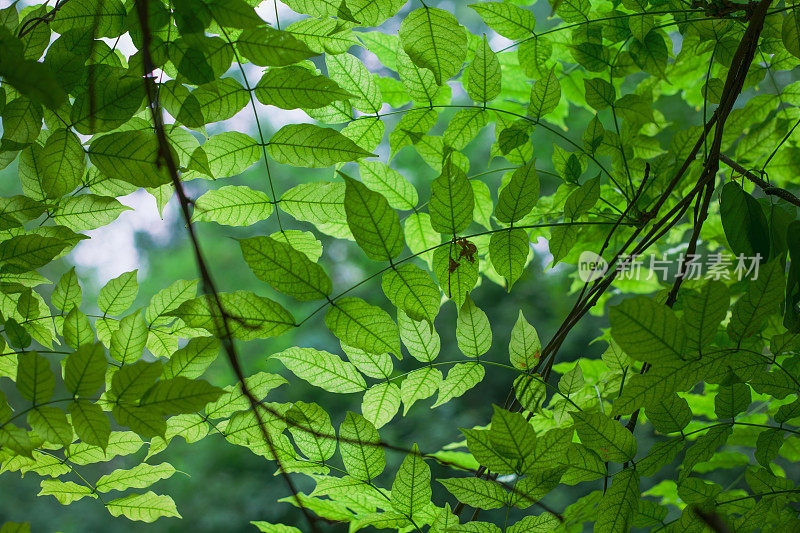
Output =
[
  {"x1": 145, "y1": 279, "x2": 199, "y2": 327},
  {"x1": 267, "y1": 124, "x2": 375, "y2": 168},
  {"x1": 456, "y1": 296, "x2": 492, "y2": 358},
  {"x1": 52, "y1": 267, "x2": 82, "y2": 312},
  {"x1": 106, "y1": 491, "x2": 181, "y2": 522},
  {"x1": 237, "y1": 27, "x2": 316, "y2": 67},
  {"x1": 381, "y1": 264, "x2": 440, "y2": 325},
  {"x1": 358, "y1": 162, "x2": 418, "y2": 211},
  {"x1": 327, "y1": 52, "x2": 382, "y2": 113},
  {"x1": 782, "y1": 8, "x2": 800, "y2": 58},
  {"x1": 70, "y1": 66, "x2": 144, "y2": 134},
  {"x1": 682, "y1": 280, "x2": 729, "y2": 353},
  {"x1": 400, "y1": 366, "x2": 442, "y2": 414},
  {"x1": 28, "y1": 406, "x2": 72, "y2": 446},
  {"x1": 65, "y1": 430, "x2": 144, "y2": 464},
  {"x1": 398, "y1": 310, "x2": 441, "y2": 363},
  {"x1": 489, "y1": 406, "x2": 535, "y2": 461},
  {"x1": 162, "y1": 337, "x2": 219, "y2": 380},
  {"x1": 254, "y1": 65, "x2": 352, "y2": 110},
  {"x1": 391, "y1": 444, "x2": 431, "y2": 518},
  {"x1": 64, "y1": 343, "x2": 107, "y2": 396},
  {"x1": 53, "y1": 194, "x2": 130, "y2": 231},
  {"x1": 609, "y1": 296, "x2": 686, "y2": 364},
  {"x1": 96, "y1": 462, "x2": 176, "y2": 493},
  {"x1": 472, "y1": 180, "x2": 494, "y2": 230},
  {"x1": 270, "y1": 230, "x2": 323, "y2": 262},
  {"x1": 433, "y1": 242, "x2": 479, "y2": 308},
  {"x1": 558, "y1": 363, "x2": 584, "y2": 395},
  {"x1": 509, "y1": 466, "x2": 565, "y2": 508},
  {"x1": 16, "y1": 352, "x2": 55, "y2": 404},
  {"x1": 509, "y1": 310, "x2": 541, "y2": 370},
  {"x1": 677, "y1": 477, "x2": 721, "y2": 505},
  {"x1": 342, "y1": 117, "x2": 385, "y2": 153},
  {"x1": 141, "y1": 377, "x2": 223, "y2": 415},
  {"x1": 399, "y1": 7, "x2": 467, "y2": 85},
  {"x1": 109, "y1": 311, "x2": 148, "y2": 364},
  {"x1": 192, "y1": 132, "x2": 260, "y2": 179},
  {"x1": 489, "y1": 227, "x2": 529, "y2": 289},
  {"x1": 286, "y1": 401, "x2": 337, "y2": 461},
  {"x1": 287, "y1": 17, "x2": 359, "y2": 55},
  {"x1": 112, "y1": 403, "x2": 167, "y2": 439},
  {"x1": 110, "y1": 361, "x2": 162, "y2": 402},
  {"x1": 469, "y1": 2, "x2": 535, "y2": 40},
  {"x1": 430, "y1": 161, "x2": 474, "y2": 235},
  {"x1": 38, "y1": 479, "x2": 96, "y2": 505},
  {"x1": 720, "y1": 182, "x2": 770, "y2": 260},
  {"x1": 343, "y1": 343, "x2": 392, "y2": 380},
  {"x1": 344, "y1": 175, "x2": 404, "y2": 261},
  {"x1": 339, "y1": 411, "x2": 385, "y2": 481},
  {"x1": 98, "y1": 270, "x2": 138, "y2": 316},
  {"x1": 681, "y1": 425, "x2": 732, "y2": 480},
  {"x1": 564, "y1": 176, "x2": 600, "y2": 219},
  {"x1": 39, "y1": 128, "x2": 85, "y2": 198},
  {"x1": 439, "y1": 477, "x2": 506, "y2": 510},
  {"x1": 396, "y1": 46, "x2": 442, "y2": 105},
  {"x1": 404, "y1": 212, "x2": 440, "y2": 268},
  {"x1": 325, "y1": 297, "x2": 402, "y2": 357},
  {"x1": 0, "y1": 424, "x2": 33, "y2": 458},
  {"x1": 584, "y1": 78, "x2": 615, "y2": 110},
  {"x1": 443, "y1": 108, "x2": 488, "y2": 150},
  {"x1": 205, "y1": 372, "x2": 286, "y2": 419},
  {"x1": 432, "y1": 362, "x2": 484, "y2": 408},
  {"x1": 68, "y1": 400, "x2": 111, "y2": 449},
  {"x1": 755, "y1": 428, "x2": 784, "y2": 467},
  {"x1": 63, "y1": 307, "x2": 95, "y2": 349},
  {"x1": 728, "y1": 260, "x2": 784, "y2": 343},
  {"x1": 88, "y1": 131, "x2": 172, "y2": 188},
  {"x1": 347, "y1": 0, "x2": 405, "y2": 25},
  {"x1": 251, "y1": 521, "x2": 302, "y2": 533},
  {"x1": 561, "y1": 444, "x2": 606, "y2": 484},
  {"x1": 361, "y1": 382, "x2": 401, "y2": 428},
  {"x1": 0, "y1": 41, "x2": 65, "y2": 109},
  {"x1": 169, "y1": 35, "x2": 233, "y2": 85},
  {"x1": 50, "y1": 0, "x2": 126, "y2": 36},
  {"x1": 1, "y1": 96, "x2": 42, "y2": 149},
  {"x1": 507, "y1": 514, "x2": 560, "y2": 533},
  {"x1": 571, "y1": 411, "x2": 637, "y2": 463},
  {"x1": 206, "y1": 0, "x2": 263, "y2": 29},
  {"x1": 595, "y1": 468, "x2": 639, "y2": 533},
  {"x1": 494, "y1": 161, "x2": 539, "y2": 224},
  {"x1": 466, "y1": 35, "x2": 501, "y2": 103},
  {"x1": 714, "y1": 383, "x2": 751, "y2": 419},
  {"x1": 646, "y1": 394, "x2": 692, "y2": 433},
  {"x1": 171, "y1": 291, "x2": 295, "y2": 340},
  {"x1": 462, "y1": 427, "x2": 516, "y2": 474},
  {"x1": 273, "y1": 347, "x2": 367, "y2": 393},
  {"x1": 775, "y1": 397, "x2": 800, "y2": 424},
  {"x1": 240, "y1": 236, "x2": 332, "y2": 301},
  {"x1": 192, "y1": 186, "x2": 273, "y2": 226},
  {"x1": 629, "y1": 29, "x2": 668, "y2": 79},
  {"x1": 0, "y1": 235, "x2": 68, "y2": 272},
  {"x1": 280, "y1": 181, "x2": 351, "y2": 239},
  {"x1": 528, "y1": 67, "x2": 561, "y2": 120}
]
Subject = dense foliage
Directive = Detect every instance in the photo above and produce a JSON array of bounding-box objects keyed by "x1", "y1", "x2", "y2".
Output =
[{"x1": 1, "y1": 0, "x2": 800, "y2": 530}]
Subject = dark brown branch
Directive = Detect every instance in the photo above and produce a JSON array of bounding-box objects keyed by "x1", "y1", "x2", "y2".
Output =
[
  {"x1": 17, "y1": 0, "x2": 74, "y2": 38},
  {"x1": 131, "y1": 2, "x2": 320, "y2": 531},
  {"x1": 719, "y1": 153, "x2": 800, "y2": 207}
]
